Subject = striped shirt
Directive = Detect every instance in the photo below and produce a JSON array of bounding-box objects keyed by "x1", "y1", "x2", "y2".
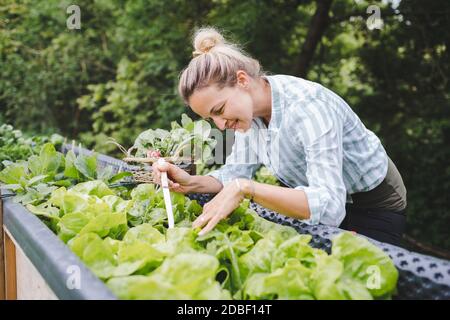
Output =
[{"x1": 208, "y1": 74, "x2": 388, "y2": 227}]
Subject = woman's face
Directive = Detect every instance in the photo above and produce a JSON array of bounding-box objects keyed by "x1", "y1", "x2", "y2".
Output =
[{"x1": 188, "y1": 77, "x2": 254, "y2": 133}]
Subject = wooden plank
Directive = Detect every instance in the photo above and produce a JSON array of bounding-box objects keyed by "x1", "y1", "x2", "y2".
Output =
[
  {"x1": 4, "y1": 230, "x2": 17, "y2": 300},
  {"x1": 0, "y1": 189, "x2": 5, "y2": 300},
  {"x1": 15, "y1": 245, "x2": 57, "y2": 300}
]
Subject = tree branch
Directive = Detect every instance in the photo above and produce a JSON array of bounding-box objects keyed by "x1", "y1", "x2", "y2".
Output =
[{"x1": 294, "y1": 0, "x2": 333, "y2": 78}]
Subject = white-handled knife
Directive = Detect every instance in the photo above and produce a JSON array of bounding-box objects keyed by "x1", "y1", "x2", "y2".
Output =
[{"x1": 157, "y1": 158, "x2": 175, "y2": 229}]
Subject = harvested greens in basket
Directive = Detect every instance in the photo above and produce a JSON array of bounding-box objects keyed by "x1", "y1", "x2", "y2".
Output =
[{"x1": 130, "y1": 114, "x2": 216, "y2": 163}]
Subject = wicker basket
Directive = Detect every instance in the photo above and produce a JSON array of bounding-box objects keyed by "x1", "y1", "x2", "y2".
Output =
[{"x1": 122, "y1": 155, "x2": 196, "y2": 183}]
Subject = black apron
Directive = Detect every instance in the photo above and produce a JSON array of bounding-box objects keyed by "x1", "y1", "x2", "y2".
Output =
[{"x1": 340, "y1": 157, "x2": 407, "y2": 246}]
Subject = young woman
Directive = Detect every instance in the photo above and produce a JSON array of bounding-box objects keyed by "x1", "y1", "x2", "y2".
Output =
[{"x1": 152, "y1": 27, "x2": 407, "y2": 246}]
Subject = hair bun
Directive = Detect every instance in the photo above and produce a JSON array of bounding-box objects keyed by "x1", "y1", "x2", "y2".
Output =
[{"x1": 192, "y1": 27, "x2": 225, "y2": 57}]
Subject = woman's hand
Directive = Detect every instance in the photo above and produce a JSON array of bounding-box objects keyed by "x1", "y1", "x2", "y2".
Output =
[
  {"x1": 192, "y1": 179, "x2": 246, "y2": 236},
  {"x1": 152, "y1": 161, "x2": 193, "y2": 194}
]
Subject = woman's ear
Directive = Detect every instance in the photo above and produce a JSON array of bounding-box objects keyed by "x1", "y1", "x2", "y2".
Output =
[{"x1": 236, "y1": 70, "x2": 249, "y2": 89}]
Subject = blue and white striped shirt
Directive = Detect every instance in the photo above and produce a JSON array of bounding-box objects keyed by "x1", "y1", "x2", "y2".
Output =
[{"x1": 208, "y1": 74, "x2": 388, "y2": 227}]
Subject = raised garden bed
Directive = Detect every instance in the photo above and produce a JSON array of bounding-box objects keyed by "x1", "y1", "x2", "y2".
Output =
[{"x1": 0, "y1": 144, "x2": 449, "y2": 299}]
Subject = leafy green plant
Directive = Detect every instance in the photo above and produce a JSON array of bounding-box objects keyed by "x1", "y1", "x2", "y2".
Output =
[
  {"x1": 104, "y1": 197, "x2": 399, "y2": 300},
  {"x1": 0, "y1": 143, "x2": 399, "y2": 300},
  {"x1": 18, "y1": 182, "x2": 400, "y2": 299},
  {"x1": 0, "y1": 123, "x2": 64, "y2": 170},
  {"x1": 27, "y1": 181, "x2": 128, "y2": 243},
  {"x1": 0, "y1": 142, "x2": 131, "y2": 204},
  {"x1": 0, "y1": 143, "x2": 67, "y2": 204},
  {"x1": 131, "y1": 114, "x2": 216, "y2": 163},
  {"x1": 254, "y1": 166, "x2": 281, "y2": 186}
]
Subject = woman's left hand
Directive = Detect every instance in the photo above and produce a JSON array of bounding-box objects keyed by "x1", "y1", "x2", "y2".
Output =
[{"x1": 192, "y1": 180, "x2": 244, "y2": 236}]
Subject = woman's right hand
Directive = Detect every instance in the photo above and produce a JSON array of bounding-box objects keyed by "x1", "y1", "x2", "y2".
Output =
[{"x1": 152, "y1": 161, "x2": 193, "y2": 194}]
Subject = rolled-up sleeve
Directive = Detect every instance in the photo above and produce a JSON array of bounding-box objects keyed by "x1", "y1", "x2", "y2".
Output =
[
  {"x1": 207, "y1": 130, "x2": 261, "y2": 186},
  {"x1": 293, "y1": 100, "x2": 347, "y2": 227}
]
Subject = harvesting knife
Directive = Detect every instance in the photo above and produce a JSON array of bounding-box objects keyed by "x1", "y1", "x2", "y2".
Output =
[{"x1": 158, "y1": 158, "x2": 175, "y2": 228}]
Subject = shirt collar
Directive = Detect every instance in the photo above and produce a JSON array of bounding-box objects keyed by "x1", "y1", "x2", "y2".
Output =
[{"x1": 262, "y1": 75, "x2": 284, "y2": 133}]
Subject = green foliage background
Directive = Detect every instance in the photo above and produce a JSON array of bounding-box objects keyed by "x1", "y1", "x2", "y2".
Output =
[{"x1": 1, "y1": 0, "x2": 449, "y2": 250}]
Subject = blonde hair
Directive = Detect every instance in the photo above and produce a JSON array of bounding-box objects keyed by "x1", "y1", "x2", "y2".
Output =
[{"x1": 178, "y1": 27, "x2": 264, "y2": 105}]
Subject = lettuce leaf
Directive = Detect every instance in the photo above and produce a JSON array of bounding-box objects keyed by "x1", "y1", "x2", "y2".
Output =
[
  {"x1": 331, "y1": 232, "x2": 399, "y2": 298},
  {"x1": 71, "y1": 180, "x2": 115, "y2": 198},
  {"x1": 243, "y1": 259, "x2": 314, "y2": 300},
  {"x1": 107, "y1": 253, "x2": 231, "y2": 300}
]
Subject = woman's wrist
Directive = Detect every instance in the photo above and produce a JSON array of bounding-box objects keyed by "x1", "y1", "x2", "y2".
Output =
[
  {"x1": 235, "y1": 178, "x2": 255, "y2": 201},
  {"x1": 185, "y1": 175, "x2": 201, "y2": 193},
  {"x1": 187, "y1": 175, "x2": 224, "y2": 194}
]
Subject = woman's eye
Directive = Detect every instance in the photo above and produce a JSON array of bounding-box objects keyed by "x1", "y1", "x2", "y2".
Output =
[{"x1": 216, "y1": 105, "x2": 225, "y2": 115}]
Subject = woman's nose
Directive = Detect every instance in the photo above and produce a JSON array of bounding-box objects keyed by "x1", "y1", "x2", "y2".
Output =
[{"x1": 213, "y1": 117, "x2": 227, "y2": 131}]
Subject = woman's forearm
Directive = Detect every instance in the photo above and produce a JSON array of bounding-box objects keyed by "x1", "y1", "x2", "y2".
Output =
[
  {"x1": 186, "y1": 176, "x2": 311, "y2": 221},
  {"x1": 242, "y1": 180, "x2": 311, "y2": 220},
  {"x1": 187, "y1": 175, "x2": 224, "y2": 194}
]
